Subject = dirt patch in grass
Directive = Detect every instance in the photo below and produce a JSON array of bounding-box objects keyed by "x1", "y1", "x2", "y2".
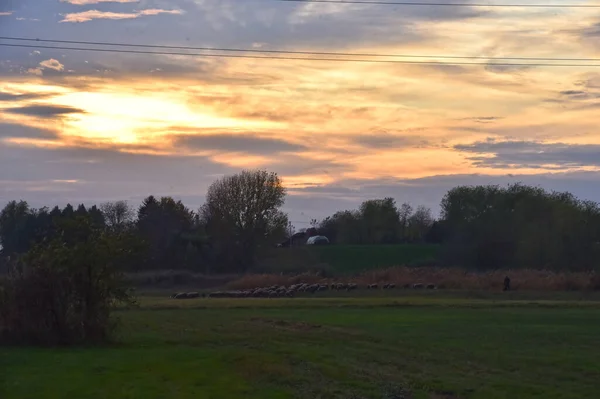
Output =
[{"x1": 250, "y1": 317, "x2": 322, "y2": 331}]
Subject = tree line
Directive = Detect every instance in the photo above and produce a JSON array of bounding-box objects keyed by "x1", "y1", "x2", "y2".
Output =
[
  {"x1": 2, "y1": 170, "x2": 600, "y2": 346},
  {"x1": 312, "y1": 199, "x2": 440, "y2": 245},
  {"x1": 1, "y1": 170, "x2": 599, "y2": 273}
]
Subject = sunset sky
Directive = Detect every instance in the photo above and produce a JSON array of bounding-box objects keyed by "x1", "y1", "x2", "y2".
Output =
[{"x1": 1, "y1": 0, "x2": 600, "y2": 224}]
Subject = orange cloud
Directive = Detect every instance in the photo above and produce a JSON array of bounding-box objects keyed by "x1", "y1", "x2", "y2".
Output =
[
  {"x1": 60, "y1": 9, "x2": 183, "y2": 23},
  {"x1": 39, "y1": 59, "x2": 65, "y2": 72}
]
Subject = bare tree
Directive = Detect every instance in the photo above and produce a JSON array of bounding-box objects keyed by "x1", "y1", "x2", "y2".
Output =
[
  {"x1": 408, "y1": 205, "x2": 434, "y2": 242},
  {"x1": 100, "y1": 201, "x2": 134, "y2": 230},
  {"x1": 200, "y1": 170, "x2": 288, "y2": 272},
  {"x1": 398, "y1": 202, "x2": 413, "y2": 242}
]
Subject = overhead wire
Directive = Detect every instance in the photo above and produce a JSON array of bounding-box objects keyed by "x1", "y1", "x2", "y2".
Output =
[
  {"x1": 1, "y1": 36, "x2": 600, "y2": 62},
  {"x1": 254, "y1": 0, "x2": 600, "y2": 8},
  {"x1": 1, "y1": 42, "x2": 599, "y2": 67}
]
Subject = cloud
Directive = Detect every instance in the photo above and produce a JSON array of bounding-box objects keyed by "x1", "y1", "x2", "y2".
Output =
[
  {"x1": 61, "y1": 0, "x2": 138, "y2": 4},
  {"x1": 4, "y1": 134, "x2": 600, "y2": 222},
  {"x1": 3, "y1": 105, "x2": 85, "y2": 118},
  {"x1": 27, "y1": 68, "x2": 43, "y2": 76},
  {"x1": 580, "y1": 22, "x2": 600, "y2": 38},
  {"x1": 0, "y1": 123, "x2": 58, "y2": 140},
  {"x1": 0, "y1": 12, "x2": 12, "y2": 16},
  {"x1": 288, "y1": 171, "x2": 600, "y2": 219},
  {"x1": 350, "y1": 132, "x2": 429, "y2": 149},
  {"x1": 60, "y1": 8, "x2": 183, "y2": 23},
  {"x1": 39, "y1": 59, "x2": 65, "y2": 72},
  {"x1": 461, "y1": 116, "x2": 503, "y2": 124},
  {"x1": 454, "y1": 139, "x2": 600, "y2": 169},
  {"x1": 175, "y1": 134, "x2": 307, "y2": 155},
  {"x1": 0, "y1": 91, "x2": 56, "y2": 102},
  {"x1": 25, "y1": 59, "x2": 67, "y2": 76}
]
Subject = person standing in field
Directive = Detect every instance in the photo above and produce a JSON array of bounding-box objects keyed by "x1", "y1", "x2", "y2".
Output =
[{"x1": 503, "y1": 276, "x2": 511, "y2": 291}]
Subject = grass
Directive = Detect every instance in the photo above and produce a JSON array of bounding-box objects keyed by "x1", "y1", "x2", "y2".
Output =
[
  {"x1": 2, "y1": 292, "x2": 600, "y2": 399},
  {"x1": 258, "y1": 244, "x2": 440, "y2": 274}
]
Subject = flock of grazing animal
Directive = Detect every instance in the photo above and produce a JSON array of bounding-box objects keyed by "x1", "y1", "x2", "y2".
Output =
[{"x1": 170, "y1": 282, "x2": 438, "y2": 299}]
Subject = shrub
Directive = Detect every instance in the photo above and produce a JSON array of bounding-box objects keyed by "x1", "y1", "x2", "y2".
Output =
[{"x1": 0, "y1": 221, "x2": 136, "y2": 346}]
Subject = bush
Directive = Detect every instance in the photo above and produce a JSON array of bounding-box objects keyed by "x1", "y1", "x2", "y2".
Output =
[{"x1": 0, "y1": 222, "x2": 136, "y2": 346}]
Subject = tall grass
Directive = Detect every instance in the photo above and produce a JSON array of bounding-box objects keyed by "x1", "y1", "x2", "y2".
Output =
[{"x1": 226, "y1": 267, "x2": 600, "y2": 292}]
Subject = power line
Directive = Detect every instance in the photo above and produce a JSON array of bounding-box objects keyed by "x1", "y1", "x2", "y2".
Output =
[
  {"x1": 2, "y1": 42, "x2": 600, "y2": 67},
  {"x1": 2, "y1": 36, "x2": 600, "y2": 62},
  {"x1": 264, "y1": 0, "x2": 600, "y2": 8}
]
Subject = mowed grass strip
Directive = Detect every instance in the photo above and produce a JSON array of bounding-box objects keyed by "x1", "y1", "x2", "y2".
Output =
[{"x1": 2, "y1": 297, "x2": 600, "y2": 399}]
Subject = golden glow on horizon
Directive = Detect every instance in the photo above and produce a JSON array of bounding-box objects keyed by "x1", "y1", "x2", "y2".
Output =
[{"x1": 2, "y1": 5, "x2": 600, "y2": 186}]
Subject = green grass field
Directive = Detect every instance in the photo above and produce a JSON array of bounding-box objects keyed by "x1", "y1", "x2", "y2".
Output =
[
  {"x1": 2, "y1": 293, "x2": 600, "y2": 399},
  {"x1": 260, "y1": 244, "x2": 440, "y2": 274}
]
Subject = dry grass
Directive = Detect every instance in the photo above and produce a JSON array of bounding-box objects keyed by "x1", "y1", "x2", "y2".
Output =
[{"x1": 226, "y1": 267, "x2": 600, "y2": 292}]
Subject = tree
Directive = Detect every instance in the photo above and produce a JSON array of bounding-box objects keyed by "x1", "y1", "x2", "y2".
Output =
[
  {"x1": 61, "y1": 204, "x2": 74, "y2": 219},
  {"x1": 407, "y1": 205, "x2": 434, "y2": 243},
  {"x1": 0, "y1": 200, "x2": 34, "y2": 256},
  {"x1": 100, "y1": 201, "x2": 134, "y2": 230},
  {"x1": 398, "y1": 202, "x2": 413, "y2": 242},
  {"x1": 0, "y1": 217, "x2": 136, "y2": 346},
  {"x1": 200, "y1": 170, "x2": 288, "y2": 272},
  {"x1": 439, "y1": 183, "x2": 600, "y2": 271},
  {"x1": 137, "y1": 196, "x2": 196, "y2": 270},
  {"x1": 359, "y1": 198, "x2": 400, "y2": 244}
]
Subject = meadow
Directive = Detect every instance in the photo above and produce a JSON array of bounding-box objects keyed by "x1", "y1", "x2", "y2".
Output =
[
  {"x1": 257, "y1": 244, "x2": 440, "y2": 274},
  {"x1": 2, "y1": 291, "x2": 600, "y2": 399}
]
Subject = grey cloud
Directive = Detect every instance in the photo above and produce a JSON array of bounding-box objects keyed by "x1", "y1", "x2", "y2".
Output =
[
  {"x1": 175, "y1": 133, "x2": 307, "y2": 154},
  {"x1": 460, "y1": 116, "x2": 503, "y2": 124},
  {"x1": 455, "y1": 139, "x2": 600, "y2": 169},
  {"x1": 558, "y1": 90, "x2": 599, "y2": 101},
  {"x1": 0, "y1": 123, "x2": 58, "y2": 139},
  {"x1": 270, "y1": 154, "x2": 351, "y2": 176},
  {"x1": 3, "y1": 138, "x2": 600, "y2": 222},
  {"x1": 484, "y1": 63, "x2": 534, "y2": 75},
  {"x1": 580, "y1": 22, "x2": 600, "y2": 38},
  {"x1": 560, "y1": 90, "x2": 587, "y2": 96},
  {"x1": 541, "y1": 83, "x2": 600, "y2": 110},
  {"x1": 3, "y1": 104, "x2": 85, "y2": 118},
  {"x1": 351, "y1": 133, "x2": 429, "y2": 149},
  {"x1": 0, "y1": 0, "x2": 491, "y2": 80},
  {"x1": 289, "y1": 172, "x2": 600, "y2": 219},
  {"x1": 0, "y1": 91, "x2": 56, "y2": 102},
  {"x1": 0, "y1": 141, "x2": 237, "y2": 205}
]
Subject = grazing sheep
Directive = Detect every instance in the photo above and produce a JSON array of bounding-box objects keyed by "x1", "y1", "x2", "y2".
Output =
[
  {"x1": 368, "y1": 283, "x2": 378, "y2": 289},
  {"x1": 413, "y1": 283, "x2": 424, "y2": 289},
  {"x1": 186, "y1": 292, "x2": 200, "y2": 298},
  {"x1": 346, "y1": 283, "x2": 358, "y2": 291},
  {"x1": 174, "y1": 292, "x2": 188, "y2": 299}
]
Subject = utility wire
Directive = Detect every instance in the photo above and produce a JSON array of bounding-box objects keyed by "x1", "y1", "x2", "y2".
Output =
[
  {"x1": 260, "y1": 0, "x2": 600, "y2": 8},
  {"x1": 2, "y1": 36, "x2": 600, "y2": 62},
  {"x1": 2, "y1": 43, "x2": 599, "y2": 67}
]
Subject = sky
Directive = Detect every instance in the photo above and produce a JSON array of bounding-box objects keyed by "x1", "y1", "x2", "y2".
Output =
[{"x1": 0, "y1": 0, "x2": 600, "y2": 225}]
